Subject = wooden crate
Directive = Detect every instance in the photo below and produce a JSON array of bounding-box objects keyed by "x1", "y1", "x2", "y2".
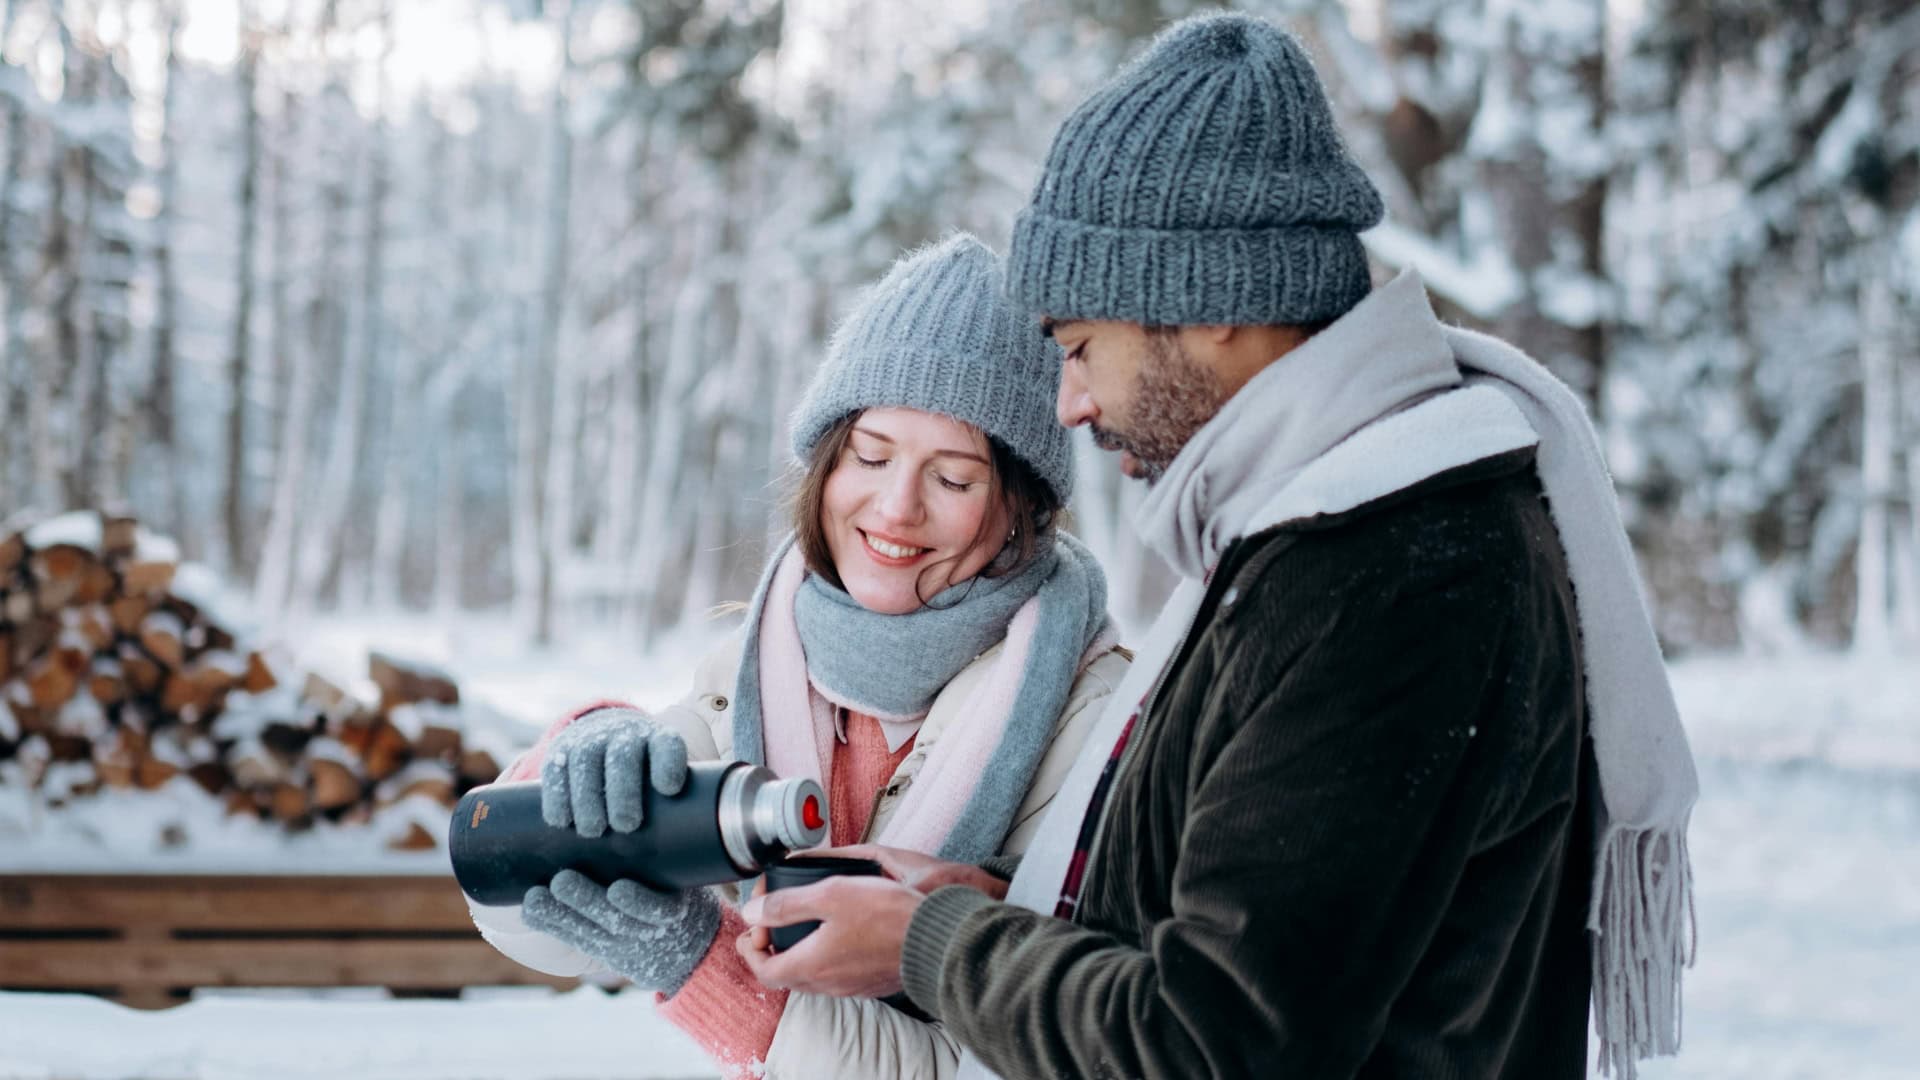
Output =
[{"x1": 0, "y1": 874, "x2": 578, "y2": 1008}]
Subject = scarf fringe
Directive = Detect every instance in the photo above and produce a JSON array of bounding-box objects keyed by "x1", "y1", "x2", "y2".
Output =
[{"x1": 1589, "y1": 823, "x2": 1697, "y2": 1079}]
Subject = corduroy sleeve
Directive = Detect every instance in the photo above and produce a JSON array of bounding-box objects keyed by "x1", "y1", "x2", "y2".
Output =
[
  {"x1": 899, "y1": 542, "x2": 1517, "y2": 1079},
  {"x1": 977, "y1": 854, "x2": 1022, "y2": 882}
]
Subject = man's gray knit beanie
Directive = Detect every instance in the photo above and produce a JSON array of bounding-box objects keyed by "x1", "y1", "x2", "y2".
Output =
[
  {"x1": 789, "y1": 233, "x2": 1075, "y2": 503},
  {"x1": 1008, "y1": 11, "x2": 1384, "y2": 327}
]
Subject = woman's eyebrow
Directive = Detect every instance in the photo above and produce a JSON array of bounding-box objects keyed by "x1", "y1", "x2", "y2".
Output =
[{"x1": 852, "y1": 426, "x2": 988, "y2": 465}]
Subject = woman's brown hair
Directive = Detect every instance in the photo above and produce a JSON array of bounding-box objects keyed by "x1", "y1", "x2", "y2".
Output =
[{"x1": 788, "y1": 410, "x2": 1062, "y2": 607}]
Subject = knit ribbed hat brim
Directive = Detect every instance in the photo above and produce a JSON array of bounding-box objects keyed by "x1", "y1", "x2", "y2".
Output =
[{"x1": 1009, "y1": 212, "x2": 1375, "y2": 327}]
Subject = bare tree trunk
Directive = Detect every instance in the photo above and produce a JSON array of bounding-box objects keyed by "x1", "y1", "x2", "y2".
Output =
[
  {"x1": 132, "y1": 0, "x2": 186, "y2": 537},
  {"x1": 0, "y1": 0, "x2": 29, "y2": 510},
  {"x1": 265, "y1": 81, "x2": 294, "y2": 476},
  {"x1": 365, "y1": 8, "x2": 413, "y2": 609},
  {"x1": 1477, "y1": 0, "x2": 1610, "y2": 412},
  {"x1": 294, "y1": 0, "x2": 383, "y2": 612},
  {"x1": 679, "y1": 267, "x2": 755, "y2": 627},
  {"x1": 1854, "y1": 251, "x2": 1897, "y2": 652},
  {"x1": 27, "y1": 127, "x2": 60, "y2": 509},
  {"x1": 68, "y1": 130, "x2": 106, "y2": 512},
  {"x1": 1904, "y1": 341, "x2": 1920, "y2": 647},
  {"x1": 604, "y1": 117, "x2": 661, "y2": 631},
  {"x1": 252, "y1": 83, "x2": 303, "y2": 613},
  {"x1": 34, "y1": 14, "x2": 82, "y2": 513},
  {"x1": 512, "y1": 0, "x2": 575, "y2": 646},
  {"x1": 629, "y1": 192, "x2": 718, "y2": 644},
  {"x1": 225, "y1": 14, "x2": 262, "y2": 574}
]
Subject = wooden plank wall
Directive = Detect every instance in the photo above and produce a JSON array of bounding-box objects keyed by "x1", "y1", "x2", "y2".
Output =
[{"x1": 0, "y1": 875, "x2": 578, "y2": 1008}]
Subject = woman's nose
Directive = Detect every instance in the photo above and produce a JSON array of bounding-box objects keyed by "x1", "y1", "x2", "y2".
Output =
[{"x1": 876, "y1": 470, "x2": 925, "y2": 525}]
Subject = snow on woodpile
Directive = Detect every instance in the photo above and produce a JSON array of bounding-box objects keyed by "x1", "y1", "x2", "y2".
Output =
[{"x1": 0, "y1": 510, "x2": 528, "y2": 868}]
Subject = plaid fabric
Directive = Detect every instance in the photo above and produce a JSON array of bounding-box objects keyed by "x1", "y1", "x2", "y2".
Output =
[
  {"x1": 1054, "y1": 565, "x2": 1220, "y2": 921},
  {"x1": 1053, "y1": 710, "x2": 1142, "y2": 921}
]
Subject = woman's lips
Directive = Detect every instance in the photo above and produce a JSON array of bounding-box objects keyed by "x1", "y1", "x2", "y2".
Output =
[{"x1": 859, "y1": 529, "x2": 932, "y2": 567}]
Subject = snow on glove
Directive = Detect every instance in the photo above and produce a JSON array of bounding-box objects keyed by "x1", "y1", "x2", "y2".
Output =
[
  {"x1": 522, "y1": 869, "x2": 721, "y2": 995},
  {"x1": 541, "y1": 707, "x2": 689, "y2": 837}
]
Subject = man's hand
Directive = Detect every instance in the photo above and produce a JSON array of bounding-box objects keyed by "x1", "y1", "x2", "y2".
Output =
[
  {"x1": 812, "y1": 843, "x2": 1011, "y2": 900},
  {"x1": 736, "y1": 875, "x2": 924, "y2": 997}
]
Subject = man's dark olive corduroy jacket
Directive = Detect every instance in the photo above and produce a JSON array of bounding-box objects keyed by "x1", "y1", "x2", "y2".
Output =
[{"x1": 901, "y1": 449, "x2": 1595, "y2": 1080}]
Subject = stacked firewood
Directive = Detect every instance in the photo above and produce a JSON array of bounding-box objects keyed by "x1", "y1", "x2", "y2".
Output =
[{"x1": 0, "y1": 510, "x2": 512, "y2": 850}]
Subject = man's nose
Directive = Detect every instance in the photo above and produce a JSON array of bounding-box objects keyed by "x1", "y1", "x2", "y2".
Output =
[{"x1": 1057, "y1": 363, "x2": 1096, "y2": 429}]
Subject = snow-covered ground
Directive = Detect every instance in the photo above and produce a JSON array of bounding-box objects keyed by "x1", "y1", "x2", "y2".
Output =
[
  {"x1": 1634, "y1": 653, "x2": 1920, "y2": 1080},
  {"x1": 1, "y1": 611, "x2": 1915, "y2": 1078},
  {"x1": 0, "y1": 987, "x2": 716, "y2": 1080}
]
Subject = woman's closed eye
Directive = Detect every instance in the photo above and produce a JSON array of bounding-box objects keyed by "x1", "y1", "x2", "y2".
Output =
[
  {"x1": 936, "y1": 474, "x2": 977, "y2": 493},
  {"x1": 852, "y1": 451, "x2": 888, "y2": 469}
]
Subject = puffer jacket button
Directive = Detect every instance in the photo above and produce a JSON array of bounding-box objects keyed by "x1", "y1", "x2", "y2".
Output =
[{"x1": 708, "y1": 695, "x2": 729, "y2": 711}]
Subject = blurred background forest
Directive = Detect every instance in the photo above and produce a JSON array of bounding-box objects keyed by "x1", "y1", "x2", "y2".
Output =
[{"x1": 0, "y1": 0, "x2": 1915, "y2": 656}]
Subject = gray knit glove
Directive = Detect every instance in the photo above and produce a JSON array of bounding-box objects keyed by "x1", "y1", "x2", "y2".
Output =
[
  {"x1": 540, "y1": 707, "x2": 689, "y2": 837},
  {"x1": 522, "y1": 869, "x2": 722, "y2": 995}
]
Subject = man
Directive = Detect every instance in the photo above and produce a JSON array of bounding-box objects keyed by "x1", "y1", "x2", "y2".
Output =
[{"x1": 739, "y1": 12, "x2": 1697, "y2": 1080}]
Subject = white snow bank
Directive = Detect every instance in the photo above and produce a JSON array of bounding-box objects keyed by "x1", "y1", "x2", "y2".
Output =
[
  {"x1": 23, "y1": 511, "x2": 103, "y2": 552},
  {"x1": 170, "y1": 562, "x2": 261, "y2": 642},
  {"x1": 0, "y1": 987, "x2": 717, "y2": 1080},
  {"x1": 1670, "y1": 651, "x2": 1920, "y2": 772},
  {"x1": 0, "y1": 775, "x2": 453, "y2": 875}
]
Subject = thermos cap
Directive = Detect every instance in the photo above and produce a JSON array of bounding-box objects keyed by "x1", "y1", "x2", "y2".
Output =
[{"x1": 762, "y1": 776, "x2": 830, "y2": 852}]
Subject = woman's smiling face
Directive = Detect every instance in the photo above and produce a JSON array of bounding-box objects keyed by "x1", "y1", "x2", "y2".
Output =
[{"x1": 820, "y1": 407, "x2": 1010, "y2": 615}]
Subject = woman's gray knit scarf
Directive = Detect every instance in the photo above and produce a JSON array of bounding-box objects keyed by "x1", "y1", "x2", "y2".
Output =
[
  {"x1": 792, "y1": 545, "x2": 1055, "y2": 720},
  {"x1": 732, "y1": 531, "x2": 1112, "y2": 864}
]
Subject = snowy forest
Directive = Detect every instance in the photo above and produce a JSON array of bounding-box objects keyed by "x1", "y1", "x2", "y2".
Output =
[{"x1": 0, "y1": 0, "x2": 1915, "y2": 656}]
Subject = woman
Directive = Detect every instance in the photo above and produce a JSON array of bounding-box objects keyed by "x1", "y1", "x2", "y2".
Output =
[{"x1": 469, "y1": 234, "x2": 1129, "y2": 1079}]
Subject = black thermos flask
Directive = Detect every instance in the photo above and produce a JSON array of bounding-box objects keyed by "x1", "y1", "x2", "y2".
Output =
[{"x1": 450, "y1": 760, "x2": 829, "y2": 906}]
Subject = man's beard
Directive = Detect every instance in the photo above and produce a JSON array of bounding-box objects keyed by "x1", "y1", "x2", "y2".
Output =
[{"x1": 1089, "y1": 332, "x2": 1228, "y2": 485}]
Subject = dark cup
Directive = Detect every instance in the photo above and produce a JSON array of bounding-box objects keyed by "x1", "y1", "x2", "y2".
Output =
[
  {"x1": 761, "y1": 855, "x2": 885, "y2": 952},
  {"x1": 759, "y1": 853, "x2": 930, "y2": 1022}
]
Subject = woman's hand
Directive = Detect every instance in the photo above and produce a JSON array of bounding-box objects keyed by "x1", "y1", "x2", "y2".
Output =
[
  {"x1": 811, "y1": 843, "x2": 1011, "y2": 900},
  {"x1": 540, "y1": 707, "x2": 689, "y2": 837}
]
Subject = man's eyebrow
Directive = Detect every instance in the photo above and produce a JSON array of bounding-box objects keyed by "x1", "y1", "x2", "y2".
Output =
[
  {"x1": 851, "y1": 426, "x2": 989, "y2": 465},
  {"x1": 1040, "y1": 317, "x2": 1083, "y2": 339}
]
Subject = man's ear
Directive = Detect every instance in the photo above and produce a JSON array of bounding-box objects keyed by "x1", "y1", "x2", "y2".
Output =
[{"x1": 1175, "y1": 324, "x2": 1239, "y2": 370}]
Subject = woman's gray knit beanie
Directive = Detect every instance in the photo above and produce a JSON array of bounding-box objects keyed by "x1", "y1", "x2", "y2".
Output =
[
  {"x1": 789, "y1": 233, "x2": 1075, "y2": 503},
  {"x1": 1008, "y1": 11, "x2": 1384, "y2": 327}
]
